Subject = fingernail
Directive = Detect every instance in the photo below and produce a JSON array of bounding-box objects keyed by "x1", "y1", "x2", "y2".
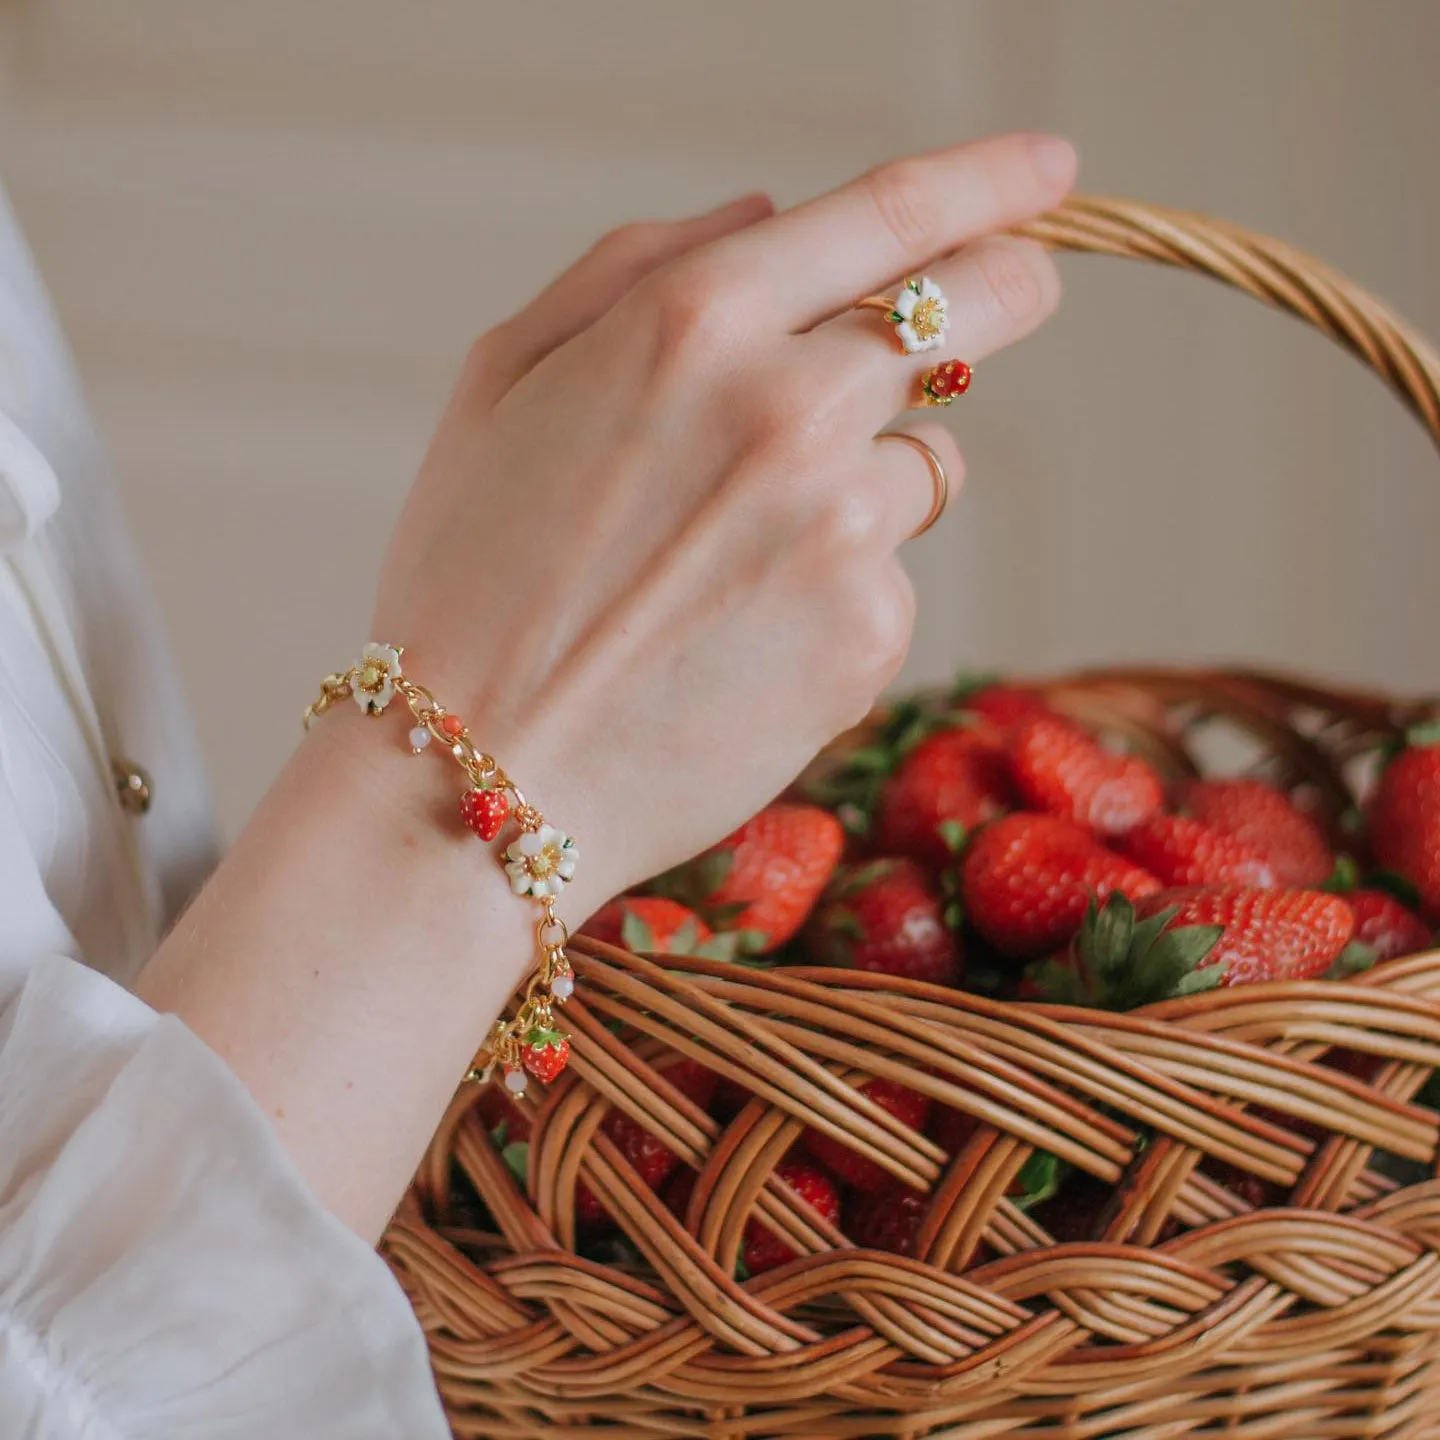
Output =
[
  {"x1": 710, "y1": 191, "x2": 773, "y2": 219},
  {"x1": 1028, "y1": 135, "x2": 1077, "y2": 187}
]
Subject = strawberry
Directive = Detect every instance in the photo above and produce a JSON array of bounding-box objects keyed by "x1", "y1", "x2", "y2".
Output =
[
  {"x1": 661, "y1": 1166, "x2": 698, "y2": 1223},
  {"x1": 1009, "y1": 714, "x2": 1163, "y2": 836},
  {"x1": 654, "y1": 804, "x2": 845, "y2": 953},
  {"x1": 928, "y1": 1103, "x2": 978, "y2": 1157},
  {"x1": 741, "y1": 1156, "x2": 841, "y2": 1275},
  {"x1": 802, "y1": 1078, "x2": 930, "y2": 1193},
  {"x1": 1347, "y1": 888, "x2": 1434, "y2": 963},
  {"x1": 459, "y1": 786, "x2": 509, "y2": 842},
  {"x1": 575, "y1": 1059, "x2": 717, "y2": 1228},
  {"x1": 580, "y1": 896, "x2": 732, "y2": 958},
  {"x1": 520, "y1": 1027, "x2": 570, "y2": 1084},
  {"x1": 1132, "y1": 887, "x2": 1353, "y2": 990},
  {"x1": 1368, "y1": 727, "x2": 1440, "y2": 919},
  {"x1": 1175, "y1": 778, "x2": 1333, "y2": 888},
  {"x1": 1116, "y1": 813, "x2": 1277, "y2": 889},
  {"x1": 961, "y1": 814, "x2": 1161, "y2": 957},
  {"x1": 803, "y1": 859, "x2": 960, "y2": 987},
  {"x1": 874, "y1": 727, "x2": 1014, "y2": 868},
  {"x1": 846, "y1": 1185, "x2": 928, "y2": 1256},
  {"x1": 958, "y1": 682, "x2": 1054, "y2": 735}
]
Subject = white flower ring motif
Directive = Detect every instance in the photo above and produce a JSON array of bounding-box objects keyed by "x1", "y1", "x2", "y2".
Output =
[
  {"x1": 352, "y1": 641, "x2": 402, "y2": 715},
  {"x1": 505, "y1": 825, "x2": 579, "y2": 899},
  {"x1": 892, "y1": 277, "x2": 949, "y2": 354}
]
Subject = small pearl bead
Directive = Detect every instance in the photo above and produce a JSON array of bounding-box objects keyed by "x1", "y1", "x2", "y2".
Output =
[
  {"x1": 551, "y1": 972, "x2": 575, "y2": 1000},
  {"x1": 503, "y1": 1067, "x2": 528, "y2": 1095},
  {"x1": 408, "y1": 727, "x2": 431, "y2": 753}
]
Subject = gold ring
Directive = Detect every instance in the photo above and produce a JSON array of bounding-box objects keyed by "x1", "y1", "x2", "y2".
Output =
[
  {"x1": 879, "y1": 431, "x2": 949, "y2": 540},
  {"x1": 856, "y1": 275, "x2": 950, "y2": 354}
]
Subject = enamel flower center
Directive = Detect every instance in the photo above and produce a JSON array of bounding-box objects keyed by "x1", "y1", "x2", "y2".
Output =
[
  {"x1": 910, "y1": 296, "x2": 944, "y2": 341},
  {"x1": 357, "y1": 659, "x2": 389, "y2": 695},
  {"x1": 528, "y1": 843, "x2": 562, "y2": 878}
]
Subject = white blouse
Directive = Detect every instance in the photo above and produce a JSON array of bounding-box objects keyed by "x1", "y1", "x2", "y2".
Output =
[{"x1": 0, "y1": 184, "x2": 449, "y2": 1437}]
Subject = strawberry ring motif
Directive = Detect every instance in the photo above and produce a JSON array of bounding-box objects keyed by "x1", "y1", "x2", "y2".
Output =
[{"x1": 920, "y1": 359, "x2": 973, "y2": 406}]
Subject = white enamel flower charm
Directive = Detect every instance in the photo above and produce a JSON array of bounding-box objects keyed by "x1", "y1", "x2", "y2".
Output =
[
  {"x1": 892, "y1": 277, "x2": 948, "y2": 354},
  {"x1": 352, "y1": 642, "x2": 402, "y2": 715},
  {"x1": 505, "y1": 825, "x2": 579, "y2": 899}
]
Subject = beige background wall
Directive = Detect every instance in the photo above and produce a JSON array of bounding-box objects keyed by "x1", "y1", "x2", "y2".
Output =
[{"x1": 1, "y1": 0, "x2": 1438, "y2": 837}]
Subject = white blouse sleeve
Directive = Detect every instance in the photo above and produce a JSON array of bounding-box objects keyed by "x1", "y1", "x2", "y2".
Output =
[{"x1": 0, "y1": 857, "x2": 450, "y2": 1439}]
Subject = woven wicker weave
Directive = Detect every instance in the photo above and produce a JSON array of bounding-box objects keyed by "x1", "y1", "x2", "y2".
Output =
[{"x1": 383, "y1": 198, "x2": 1440, "y2": 1439}]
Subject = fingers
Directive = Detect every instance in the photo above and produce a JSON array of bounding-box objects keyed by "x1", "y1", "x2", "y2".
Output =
[
  {"x1": 807, "y1": 235, "x2": 1061, "y2": 422},
  {"x1": 871, "y1": 421, "x2": 965, "y2": 546},
  {"x1": 714, "y1": 132, "x2": 1075, "y2": 327},
  {"x1": 466, "y1": 192, "x2": 774, "y2": 405}
]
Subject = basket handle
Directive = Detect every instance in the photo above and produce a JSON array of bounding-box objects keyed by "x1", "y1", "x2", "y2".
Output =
[{"x1": 1015, "y1": 196, "x2": 1440, "y2": 447}]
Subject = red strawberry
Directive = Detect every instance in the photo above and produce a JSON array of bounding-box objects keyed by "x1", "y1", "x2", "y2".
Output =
[
  {"x1": 476, "y1": 1084, "x2": 532, "y2": 1145},
  {"x1": 581, "y1": 896, "x2": 716, "y2": 954},
  {"x1": 1116, "y1": 813, "x2": 1277, "y2": 889},
  {"x1": 959, "y1": 682, "x2": 1054, "y2": 734},
  {"x1": 1137, "y1": 886, "x2": 1354, "y2": 988},
  {"x1": 961, "y1": 814, "x2": 1161, "y2": 957},
  {"x1": 1368, "y1": 729, "x2": 1440, "y2": 919},
  {"x1": 520, "y1": 1027, "x2": 570, "y2": 1084},
  {"x1": 662, "y1": 1166, "x2": 698, "y2": 1223},
  {"x1": 803, "y1": 859, "x2": 960, "y2": 987},
  {"x1": 459, "y1": 786, "x2": 509, "y2": 841},
  {"x1": 1347, "y1": 889, "x2": 1434, "y2": 963},
  {"x1": 655, "y1": 804, "x2": 845, "y2": 952},
  {"x1": 928, "y1": 1103, "x2": 978, "y2": 1156},
  {"x1": 1176, "y1": 778, "x2": 1333, "y2": 888},
  {"x1": 576, "y1": 1059, "x2": 717, "y2": 1227},
  {"x1": 875, "y1": 727, "x2": 1014, "y2": 867},
  {"x1": 1010, "y1": 714, "x2": 1164, "y2": 836},
  {"x1": 846, "y1": 1185, "x2": 928, "y2": 1256},
  {"x1": 741, "y1": 1156, "x2": 841, "y2": 1275},
  {"x1": 802, "y1": 1078, "x2": 930, "y2": 1193}
]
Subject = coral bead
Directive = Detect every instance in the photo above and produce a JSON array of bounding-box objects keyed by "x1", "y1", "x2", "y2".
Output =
[{"x1": 440, "y1": 714, "x2": 466, "y2": 738}]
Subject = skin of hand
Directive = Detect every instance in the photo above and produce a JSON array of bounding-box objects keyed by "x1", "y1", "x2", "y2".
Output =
[{"x1": 138, "y1": 133, "x2": 1076, "y2": 1240}]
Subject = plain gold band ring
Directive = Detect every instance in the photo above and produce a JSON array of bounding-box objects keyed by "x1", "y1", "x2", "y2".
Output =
[{"x1": 879, "y1": 432, "x2": 949, "y2": 540}]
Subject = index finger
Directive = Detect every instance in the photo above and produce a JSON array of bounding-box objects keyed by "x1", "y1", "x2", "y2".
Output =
[{"x1": 719, "y1": 132, "x2": 1076, "y2": 327}]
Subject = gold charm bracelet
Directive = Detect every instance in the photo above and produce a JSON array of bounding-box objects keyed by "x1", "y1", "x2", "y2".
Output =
[{"x1": 304, "y1": 643, "x2": 575, "y2": 1095}]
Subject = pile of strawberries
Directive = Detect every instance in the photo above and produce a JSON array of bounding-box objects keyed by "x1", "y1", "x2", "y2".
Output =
[{"x1": 489, "y1": 681, "x2": 1440, "y2": 1265}]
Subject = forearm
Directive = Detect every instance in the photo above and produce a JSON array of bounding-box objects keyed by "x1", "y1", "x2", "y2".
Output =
[{"x1": 136, "y1": 714, "x2": 560, "y2": 1242}]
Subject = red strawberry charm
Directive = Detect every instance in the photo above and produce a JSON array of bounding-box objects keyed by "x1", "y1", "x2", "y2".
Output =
[
  {"x1": 1010, "y1": 714, "x2": 1164, "y2": 836},
  {"x1": 1368, "y1": 726, "x2": 1440, "y2": 919},
  {"x1": 920, "y1": 359, "x2": 972, "y2": 406},
  {"x1": 961, "y1": 813, "x2": 1160, "y2": 956},
  {"x1": 802, "y1": 1078, "x2": 930, "y2": 1193},
  {"x1": 1117, "y1": 813, "x2": 1277, "y2": 889},
  {"x1": 520, "y1": 1026, "x2": 570, "y2": 1084},
  {"x1": 804, "y1": 859, "x2": 961, "y2": 986},
  {"x1": 460, "y1": 787, "x2": 510, "y2": 842}
]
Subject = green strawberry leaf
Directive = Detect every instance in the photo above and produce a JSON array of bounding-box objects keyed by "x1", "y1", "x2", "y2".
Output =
[
  {"x1": 843, "y1": 746, "x2": 897, "y2": 774},
  {"x1": 1405, "y1": 720, "x2": 1440, "y2": 749},
  {"x1": 1024, "y1": 959, "x2": 1090, "y2": 1007},
  {"x1": 1323, "y1": 854, "x2": 1360, "y2": 893},
  {"x1": 620, "y1": 910, "x2": 658, "y2": 954},
  {"x1": 1369, "y1": 869, "x2": 1423, "y2": 910},
  {"x1": 694, "y1": 850, "x2": 737, "y2": 900},
  {"x1": 491, "y1": 1119, "x2": 509, "y2": 1149},
  {"x1": 502, "y1": 1141, "x2": 530, "y2": 1187},
  {"x1": 943, "y1": 899, "x2": 964, "y2": 931},
  {"x1": 1170, "y1": 966, "x2": 1224, "y2": 998},
  {"x1": 669, "y1": 917, "x2": 701, "y2": 954},
  {"x1": 732, "y1": 928, "x2": 771, "y2": 955},
  {"x1": 691, "y1": 931, "x2": 746, "y2": 963},
  {"x1": 937, "y1": 819, "x2": 968, "y2": 854},
  {"x1": 1326, "y1": 940, "x2": 1379, "y2": 979},
  {"x1": 951, "y1": 669, "x2": 1002, "y2": 704},
  {"x1": 1012, "y1": 1151, "x2": 1064, "y2": 1211},
  {"x1": 826, "y1": 912, "x2": 866, "y2": 941},
  {"x1": 1089, "y1": 893, "x2": 1136, "y2": 980}
]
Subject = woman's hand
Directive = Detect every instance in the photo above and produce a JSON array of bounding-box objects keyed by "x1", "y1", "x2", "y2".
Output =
[
  {"x1": 376, "y1": 132, "x2": 1075, "y2": 913},
  {"x1": 140, "y1": 134, "x2": 1076, "y2": 1239}
]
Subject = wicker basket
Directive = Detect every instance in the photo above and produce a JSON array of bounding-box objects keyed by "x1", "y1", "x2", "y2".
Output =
[{"x1": 383, "y1": 198, "x2": 1440, "y2": 1438}]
